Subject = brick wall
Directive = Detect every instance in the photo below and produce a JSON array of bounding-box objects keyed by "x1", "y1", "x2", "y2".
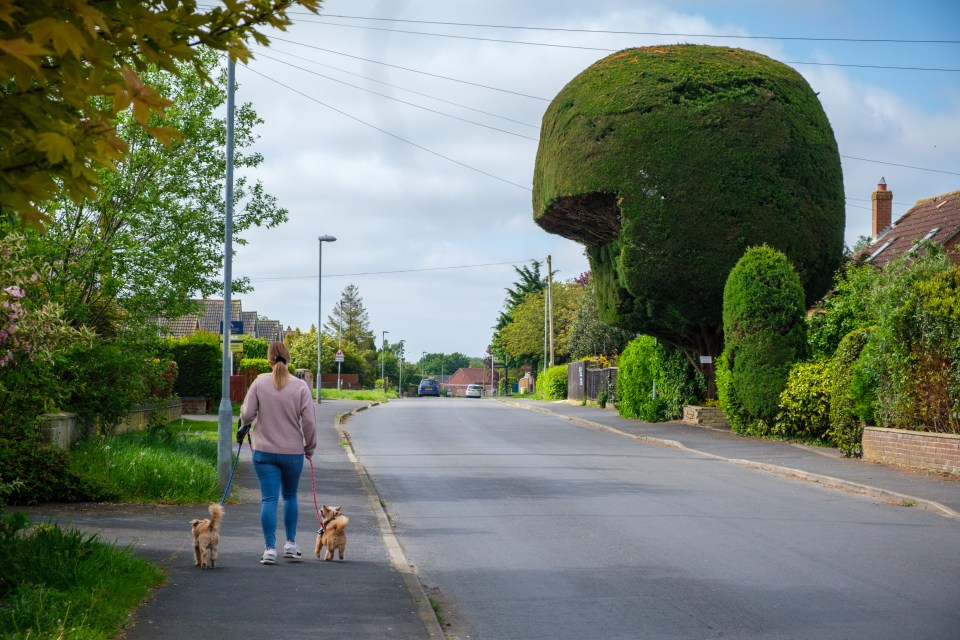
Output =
[{"x1": 862, "y1": 427, "x2": 960, "y2": 476}]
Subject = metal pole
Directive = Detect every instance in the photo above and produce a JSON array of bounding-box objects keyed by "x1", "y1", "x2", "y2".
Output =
[
  {"x1": 217, "y1": 57, "x2": 236, "y2": 491},
  {"x1": 322, "y1": 236, "x2": 323, "y2": 404},
  {"x1": 421, "y1": 351, "x2": 426, "y2": 378},
  {"x1": 316, "y1": 235, "x2": 337, "y2": 404},
  {"x1": 381, "y1": 330, "x2": 389, "y2": 390},
  {"x1": 547, "y1": 254, "x2": 554, "y2": 367},
  {"x1": 337, "y1": 301, "x2": 342, "y2": 391}
]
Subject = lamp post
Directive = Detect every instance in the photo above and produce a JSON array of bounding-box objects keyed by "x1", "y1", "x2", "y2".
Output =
[
  {"x1": 336, "y1": 301, "x2": 342, "y2": 391},
  {"x1": 381, "y1": 330, "x2": 389, "y2": 390},
  {"x1": 317, "y1": 235, "x2": 337, "y2": 404},
  {"x1": 421, "y1": 351, "x2": 426, "y2": 378}
]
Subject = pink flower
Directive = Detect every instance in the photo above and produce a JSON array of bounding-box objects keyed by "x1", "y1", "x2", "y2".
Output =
[{"x1": 3, "y1": 286, "x2": 24, "y2": 299}]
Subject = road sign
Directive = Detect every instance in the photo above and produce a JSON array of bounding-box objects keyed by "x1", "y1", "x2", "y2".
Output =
[{"x1": 335, "y1": 349, "x2": 344, "y2": 362}]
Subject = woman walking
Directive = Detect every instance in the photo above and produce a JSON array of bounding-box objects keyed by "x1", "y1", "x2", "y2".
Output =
[{"x1": 240, "y1": 341, "x2": 316, "y2": 564}]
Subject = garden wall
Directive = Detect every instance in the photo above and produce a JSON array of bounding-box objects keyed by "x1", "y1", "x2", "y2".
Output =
[
  {"x1": 862, "y1": 427, "x2": 960, "y2": 477},
  {"x1": 40, "y1": 400, "x2": 183, "y2": 449},
  {"x1": 683, "y1": 405, "x2": 730, "y2": 429}
]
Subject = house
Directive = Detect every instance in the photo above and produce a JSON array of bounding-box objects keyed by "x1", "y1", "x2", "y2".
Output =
[
  {"x1": 445, "y1": 367, "x2": 494, "y2": 396},
  {"x1": 860, "y1": 179, "x2": 960, "y2": 267},
  {"x1": 242, "y1": 311, "x2": 259, "y2": 338},
  {"x1": 195, "y1": 299, "x2": 243, "y2": 334},
  {"x1": 255, "y1": 318, "x2": 283, "y2": 342}
]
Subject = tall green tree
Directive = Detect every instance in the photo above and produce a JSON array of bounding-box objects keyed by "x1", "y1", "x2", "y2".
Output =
[
  {"x1": 0, "y1": 0, "x2": 320, "y2": 228},
  {"x1": 324, "y1": 284, "x2": 375, "y2": 352},
  {"x1": 567, "y1": 278, "x2": 635, "y2": 360},
  {"x1": 500, "y1": 283, "x2": 584, "y2": 364},
  {"x1": 30, "y1": 50, "x2": 286, "y2": 335}
]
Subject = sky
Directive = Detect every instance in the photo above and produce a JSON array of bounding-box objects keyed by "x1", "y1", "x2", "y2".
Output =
[{"x1": 219, "y1": 0, "x2": 960, "y2": 360}]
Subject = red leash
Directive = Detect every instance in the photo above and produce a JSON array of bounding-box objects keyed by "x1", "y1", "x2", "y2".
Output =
[{"x1": 308, "y1": 457, "x2": 325, "y2": 533}]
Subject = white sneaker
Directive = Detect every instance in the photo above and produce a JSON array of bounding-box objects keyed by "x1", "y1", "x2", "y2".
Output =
[
  {"x1": 260, "y1": 548, "x2": 277, "y2": 565},
  {"x1": 283, "y1": 542, "x2": 302, "y2": 561}
]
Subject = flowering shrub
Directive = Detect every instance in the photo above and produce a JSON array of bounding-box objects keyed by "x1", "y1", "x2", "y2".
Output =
[{"x1": 0, "y1": 232, "x2": 91, "y2": 370}]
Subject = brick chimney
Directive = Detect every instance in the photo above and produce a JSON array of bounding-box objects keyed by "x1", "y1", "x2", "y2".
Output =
[{"x1": 871, "y1": 177, "x2": 893, "y2": 237}]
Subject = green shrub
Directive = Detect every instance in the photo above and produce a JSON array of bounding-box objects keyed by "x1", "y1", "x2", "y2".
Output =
[
  {"x1": 618, "y1": 336, "x2": 704, "y2": 421},
  {"x1": 720, "y1": 246, "x2": 807, "y2": 435},
  {"x1": 239, "y1": 357, "x2": 271, "y2": 375},
  {"x1": 170, "y1": 331, "x2": 221, "y2": 400},
  {"x1": 617, "y1": 336, "x2": 662, "y2": 420},
  {"x1": 773, "y1": 359, "x2": 833, "y2": 440},
  {"x1": 538, "y1": 365, "x2": 568, "y2": 401},
  {"x1": 58, "y1": 337, "x2": 152, "y2": 433},
  {"x1": 829, "y1": 327, "x2": 874, "y2": 456},
  {"x1": 0, "y1": 436, "x2": 107, "y2": 505},
  {"x1": 242, "y1": 336, "x2": 269, "y2": 360},
  {"x1": 807, "y1": 262, "x2": 880, "y2": 358}
]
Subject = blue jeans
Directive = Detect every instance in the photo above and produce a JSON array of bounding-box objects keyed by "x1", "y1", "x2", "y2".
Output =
[{"x1": 252, "y1": 450, "x2": 304, "y2": 549}]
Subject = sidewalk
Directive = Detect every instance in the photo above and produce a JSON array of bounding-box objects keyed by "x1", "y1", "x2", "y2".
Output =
[
  {"x1": 25, "y1": 400, "x2": 439, "y2": 640},
  {"x1": 500, "y1": 397, "x2": 960, "y2": 518}
]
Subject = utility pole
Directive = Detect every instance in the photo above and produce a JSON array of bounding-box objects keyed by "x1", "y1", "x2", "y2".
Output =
[
  {"x1": 547, "y1": 254, "x2": 554, "y2": 367},
  {"x1": 542, "y1": 259, "x2": 548, "y2": 377},
  {"x1": 217, "y1": 57, "x2": 236, "y2": 492}
]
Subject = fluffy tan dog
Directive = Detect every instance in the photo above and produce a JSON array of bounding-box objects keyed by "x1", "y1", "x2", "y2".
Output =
[
  {"x1": 315, "y1": 505, "x2": 349, "y2": 561},
  {"x1": 191, "y1": 503, "x2": 224, "y2": 569}
]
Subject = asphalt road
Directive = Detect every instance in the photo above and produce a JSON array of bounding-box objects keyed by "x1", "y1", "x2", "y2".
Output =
[{"x1": 345, "y1": 398, "x2": 960, "y2": 640}]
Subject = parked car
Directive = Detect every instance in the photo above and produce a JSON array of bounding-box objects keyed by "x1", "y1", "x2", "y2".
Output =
[
  {"x1": 465, "y1": 384, "x2": 483, "y2": 398},
  {"x1": 418, "y1": 378, "x2": 440, "y2": 397}
]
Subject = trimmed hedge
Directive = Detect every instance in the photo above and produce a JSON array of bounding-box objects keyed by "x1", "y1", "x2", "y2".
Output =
[
  {"x1": 533, "y1": 44, "x2": 844, "y2": 358},
  {"x1": 239, "y1": 358, "x2": 271, "y2": 375},
  {"x1": 720, "y1": 246, "x2": 807, "y2": 435},
  {"x1": 170, "y1": 331, "x2": 221, "y2": 400}
]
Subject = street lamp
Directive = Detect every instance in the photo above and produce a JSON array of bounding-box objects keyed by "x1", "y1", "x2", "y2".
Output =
[
  {"x1": 317, "y1": 235, "x2": 337, "y2": 404},
  {"x1": 381, "y1": 330, "x2": 389, "y2": 390},
  {"x1": 421, "y1": 351, "x2": 426, "y2": 378}
]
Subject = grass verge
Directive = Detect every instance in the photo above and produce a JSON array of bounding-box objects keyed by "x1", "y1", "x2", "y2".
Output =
[
  {"x1": 0, "y1": 509, "x2": 165, "y2": 639},
  {"x1": 69, "y1": 427, "x2": 223, "y2": 504},
  {"x1": 317, "y1": 388, "x2": 396, "y2": 402}
]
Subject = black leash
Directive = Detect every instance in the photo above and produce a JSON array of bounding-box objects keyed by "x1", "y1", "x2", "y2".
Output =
[{"x1": 220, "y1": 419, "x2": 251, "y2": 505}]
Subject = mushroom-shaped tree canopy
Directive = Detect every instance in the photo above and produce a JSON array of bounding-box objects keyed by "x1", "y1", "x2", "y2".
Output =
[{"x1": 533, "y1": 45, "x2": 844, "y2": 362}]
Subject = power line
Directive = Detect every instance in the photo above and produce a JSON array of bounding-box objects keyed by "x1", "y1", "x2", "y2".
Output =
[
  {"x1": 840, "y1": 155, "x2": 960, "y2": 176},
  {"x1": 270, "y1": 36, "x2": 550, "y2": 101},
  {"x1": 243, "y1": 66, "x2": 533, "y2": 192},
  {"x1": 253, "y1": 51, "x2": 538, "y2": 141},
  {"x1": 309, "y1": 13, "x2": 960, "y2": 45},
  {"x1": 294, "y1": 20, "x2": 960, "y2": 72},
  {"x1": 250, "y1": 259, "x2": 538, "y2": 281},
  {"x1": 252, "y1": 45, "x2": 540, "y2": 129}
]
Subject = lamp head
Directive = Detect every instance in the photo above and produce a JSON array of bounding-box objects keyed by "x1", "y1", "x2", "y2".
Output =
[{"x1": 318, "y1": 235, "x2": 337, "y2": 243}]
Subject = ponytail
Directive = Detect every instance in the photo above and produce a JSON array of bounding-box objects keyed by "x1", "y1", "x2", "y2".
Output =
[{"x1": 266, "y1": 341, "x2": 291, "y2": 390}]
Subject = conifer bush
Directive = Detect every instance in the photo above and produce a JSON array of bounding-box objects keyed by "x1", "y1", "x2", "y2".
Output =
[{"x1": 720, "y1": 246, "x2": 807, "y2": 435}]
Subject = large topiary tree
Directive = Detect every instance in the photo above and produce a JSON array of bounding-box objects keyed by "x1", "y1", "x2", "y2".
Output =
[
  {"x1": 532, "y1": 45, "x2": 844, "y2": 383},
  {"x1": 719, "y1": 245, "x2": 807, "y2": 434}
]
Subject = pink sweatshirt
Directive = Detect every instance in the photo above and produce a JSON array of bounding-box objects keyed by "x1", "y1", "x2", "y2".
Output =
[{"x1": 240, "y1": 373, "x2": 316, "y2": 458}]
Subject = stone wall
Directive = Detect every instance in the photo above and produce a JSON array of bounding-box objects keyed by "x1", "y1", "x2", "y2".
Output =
[
  {"x1": 114, "y1": 399, "x2": 182, "y2": 433},
  {"x1": 683, "y1": 405, "x2": 730, "y2": 429},
  {"x1": 862, "y1": 427, "x2": 960, "y2": 477}
]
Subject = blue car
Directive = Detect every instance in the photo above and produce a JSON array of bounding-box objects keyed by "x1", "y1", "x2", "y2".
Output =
[{"x1": 418, "y1": 378, "x2": 440, "y2": 397}]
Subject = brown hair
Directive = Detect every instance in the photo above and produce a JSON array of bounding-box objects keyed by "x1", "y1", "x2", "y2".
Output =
[{"x1": 267, "y1": 341, "x2": 291, "y2": 390}]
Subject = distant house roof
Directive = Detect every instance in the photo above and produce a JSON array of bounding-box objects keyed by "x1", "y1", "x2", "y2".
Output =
[
  {"x1": 151, "y1": 315, "x2": 200, "y2": 338},
  {"x1": 256, "y1": 319, "x2": 282, "y2": 342},
  {"x1": 860, "y1": 189, "x2": 960, "y2": 267},
  {"x1": 196, "y1": 299, "x2": 242, "y2": 333},
  {"x1": 241, "y1": 311, "x2": 258, "y2": 336},
  {"x1": 445, "y1": 367, "x2": 491, "y2": 386}
]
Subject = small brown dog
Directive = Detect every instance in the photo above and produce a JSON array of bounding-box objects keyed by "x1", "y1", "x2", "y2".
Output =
[
  {"x1": 315, "y1": 505, "x2": 349, "y2": 561},
  {"x1": 191, "y1": 503, "x2": 224, "y2": 569}
]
